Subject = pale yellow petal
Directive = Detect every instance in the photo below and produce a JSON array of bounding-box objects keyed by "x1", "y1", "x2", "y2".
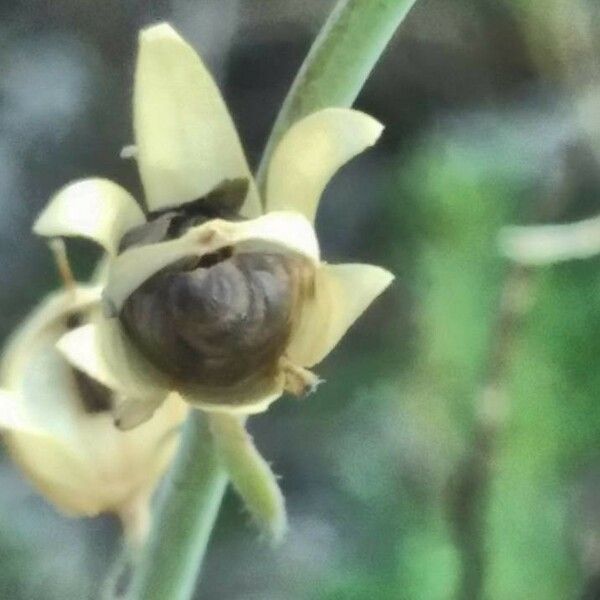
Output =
[
  {"x1": 1, "y1": 287, "x2": 186, "y2": 518},
  {"x1": 56, "y1": 320, "x2": 169, "y2": 403},
  {"x1": 112, "y1": 394, "x2": 167, "y2": 431},
  {"x1": 266, "y1": 108, "x2": 384, "y2": 222},
  {"x1": 286, "y1": 263, "x2": 394, "y2": 367},
  {"x1": 75, "y1": 393, "x2": 187, "y2": 514},
  {"x1": 6, "y1": 429, "x2": 106, "y2": 516},
  {"x1": 33, "y1": 179, "x2": 145, "y2": 254},
  {"x1": 0, "y1": 289, "x2": 88, "y2": 436},
  {"x1": 1, "y1": 286, "x2": 101, "y2": 443},
  {"x1": 104, "y1": 211, "x2": 320, "y2": 313},
  {"x1": 78, "y1": 394, "x2": 185, "y2": 483},
  {"x1": 189, "y1": 393, "x2": 281, "y2": 415},
  {"x1": 0, "y1": 292, "x2": 118, "y2": 516},
  {"x1": 7, "y1": 335, "x2": 89, "y2": 444},
  {"x1": 1, "y1": 286, "x2": 100, "y2": 387},
  {"x1": 134, "y1": 23, "x2": 261, "y2": 217},
  {"x1": 0, "y1": 389, "x2": 33, "y2": 432}
]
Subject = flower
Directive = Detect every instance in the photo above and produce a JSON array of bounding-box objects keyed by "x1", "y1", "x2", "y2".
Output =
[
  {"x1": 0, "y1": 285, "x2": 187, "y2": 544},
  {"x1": 33, "y1": 23, "x2": 394, "y2": 429}
]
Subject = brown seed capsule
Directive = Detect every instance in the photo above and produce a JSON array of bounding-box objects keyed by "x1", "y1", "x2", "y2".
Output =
[
  {"x1": 120, "y1": 251, "x2": 307, "y2": 388},
  {"x1": 118, "y1": 181, "x2": 313, "y2": 398}
]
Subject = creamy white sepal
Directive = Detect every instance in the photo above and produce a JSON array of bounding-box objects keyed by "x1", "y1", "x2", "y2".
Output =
[
  {"x1": 56, "y1": 319, "x2": 170, "y2": 401},
  {"x1": 103, "y1": 211, "x2": 320, "y2": 313},
  {"x1": 112, "y1": 394, "x2": 167, "y2": 431},
  {"x1": 1, "y1": 287, "x2": 101, "y2": 386},
  {"x1": 134, "y1": 23, "x2": 261, "y2": 218},
  {"x1": 286, "y1": 263, "x2": 394, "y2": 367},
  {"x1": 0, "y1": 389, "x2": 35, "y2": 432},
  {"x1": 266, "y1": 108, "x2": 384, "y2": 222},
  {"x1": 33, "y1": 179, "x2": 146, "y2": 254}
]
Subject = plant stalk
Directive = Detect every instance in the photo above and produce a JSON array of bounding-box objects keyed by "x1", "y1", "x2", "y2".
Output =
[
  {"x1": 256, "y1": 0, "x2": 419, "y2": 191},
  {"x1": 128, "y1": 412, "x2": 228, "y2": 600}
]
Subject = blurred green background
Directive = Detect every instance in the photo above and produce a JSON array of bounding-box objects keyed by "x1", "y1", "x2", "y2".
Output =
[{"x1": 1, "y1": 0, "x2": 600, "y2": 598}]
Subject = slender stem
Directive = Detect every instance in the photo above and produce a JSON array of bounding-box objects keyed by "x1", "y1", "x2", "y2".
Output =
[
  {"x1": 128, "y1": 412, "x2": 228, "y2": 600},
  {"x1": 48, "y1": 238, "x2": 77, "y2": 293},
  {"x1": 209, "y1": 414, "x2": 287, "y2": 543},
  {"x1": 255, "y1": 0, "x2": 419, "y2": 191}
]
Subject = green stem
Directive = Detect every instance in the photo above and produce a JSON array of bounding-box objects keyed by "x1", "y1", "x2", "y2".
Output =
[
  {"x1": 255, "y1": 0, "x2": 419, "y2": 191},
  {"x1": 209, "y1": 414, "x2": 287, "y2": 543},
  {"x1": 128, "y1": 412, "x2": 228, "y2": 600}
]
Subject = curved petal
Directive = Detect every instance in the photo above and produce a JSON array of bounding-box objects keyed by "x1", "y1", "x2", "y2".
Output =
[
  {"x1": 104, "y1": 211, "x2": 320, "y2": 313},
  {"x1": 1, "y1": 290, "x2": 121, "y2": 447},
  {"x1": 56, "y1": 319, "x2": 170, "y2": 404},
  {"x1": 0, "y1": 292, "x2": 121, "y2": 516},
  {"x1": 6, "y1": 331, "x2": 94, "y2": 445},
  {"x1": 33, "y1": 179, "x2": 146, "y2": 254},
  {"x1": 1, "y1": 288, "x2": 186, "y2": 517},
  {"x1": 1, "y1": 286, "x2": 101, "y2": 397},
  {"x1": 266, "y1": 108, "x2": 384, "y2": 222},
  {"x1": 286, "y1": 263, "x2": 394, "y2": 367},
  {"x1": 134, "y1": 23, "x2": 261, "y2": 217},
  {"x1": 73, "y1": 394, "x2": 187, "y2": 511}
]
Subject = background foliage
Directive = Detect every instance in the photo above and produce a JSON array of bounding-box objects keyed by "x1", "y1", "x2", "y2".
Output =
[{"x1": 1, "y1": 0, "x2": 599, "y2": 598}]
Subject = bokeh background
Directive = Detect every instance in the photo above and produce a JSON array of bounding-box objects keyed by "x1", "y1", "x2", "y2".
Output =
[{"x1": 1, "y1": 1, "x2": 600, "y2": 598}]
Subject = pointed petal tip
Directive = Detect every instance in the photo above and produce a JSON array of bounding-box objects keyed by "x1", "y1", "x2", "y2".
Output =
[
  {"x1": 139, "y1": 22, "x2": 180, "y2": 42},
  {"x1": 350, "y1": 110, "x2": 385, "y2": 143},
  {"x1": 373, "y1": 119, "x2": 385, "y2": 138},
  {"x1": 55, "y1": 324, "x2": 113, "y2": 389},
  {"x1": 330, "y1": 263, "x2": 395, "y2": 319},
  {"x1": 134, "y1": 20, "x2": 260, "y2": 215},
  {"x1": 57, "y1": 319, "x2": 171, "y2": 406},
  {"x1": 266, "y1": 108, "x2": 385, "y2": 221},
  {"x1": 286, "y1": 262, "x2": 394, "y2": 368},
  {"x1": 315, "y1": 107, "x2": 385, "y2": 140},
  {"x1": 370, "y1": 265, "x2": 395, "y2": 293}
]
